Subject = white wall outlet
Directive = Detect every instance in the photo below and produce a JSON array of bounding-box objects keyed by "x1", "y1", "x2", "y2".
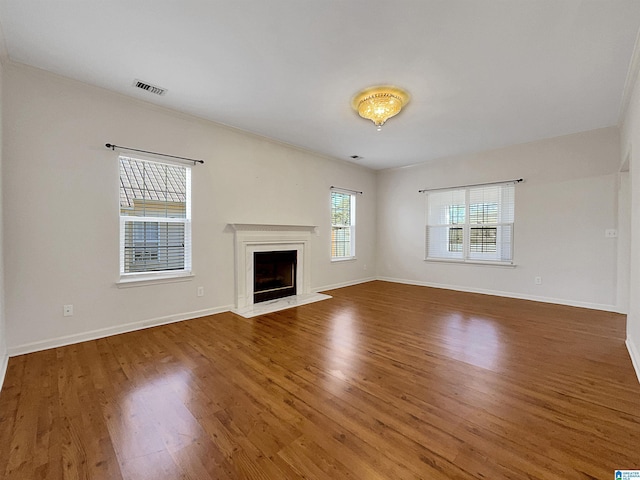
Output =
[
  {"x1": 63, "y1": 304, "x2": 74, "y2": 317},
  {"x1": 605, "y1": 229, "x2": 618, "y2": 238},
  {"x1": 197, "y1": 286, "x2": 204, "y2": 297},
  {"x1": 534, "y1": 276, "x2": 542, "y2": 285}
]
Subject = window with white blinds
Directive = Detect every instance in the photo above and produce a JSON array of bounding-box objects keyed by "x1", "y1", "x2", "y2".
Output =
[
  {"x1": 425, "y1": 183, "x2": 515, "y2": 264},
  {"x1": 119, "y1": 156, "x2": 191, "y2": 276},
  {"x1": 331, "y1": 190, "x2": 356, "y2": 260}
]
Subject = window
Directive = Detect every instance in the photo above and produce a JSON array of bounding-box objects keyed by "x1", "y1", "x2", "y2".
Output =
[
  {"x1": 425, "y1": 183, "x2": 515, "y2": 264},
  {"x1": 331, "y1": 189, "x2": 356, "y2": 260},
  {"x1": 119, "y1": 156, "x2": 191, "y2": 277}
]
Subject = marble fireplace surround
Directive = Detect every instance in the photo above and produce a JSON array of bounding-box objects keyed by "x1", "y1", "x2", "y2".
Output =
[{"x1": 228, "y1": 224, "x2": 330, "y2": 317}]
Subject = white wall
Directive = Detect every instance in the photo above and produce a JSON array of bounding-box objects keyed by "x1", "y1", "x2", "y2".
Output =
[
  {"x1": 377, "y1": 127, "x2": 620, "y2": 311},
  {"x1": 3, "y1": 63, "x2": 376, "y2": 354},
  {"x1": 0, "y1": 58, "x2": 8, "y2": 383},
  {"x1": 621, "y1": 56, "x2": 640, "y2": 381}
]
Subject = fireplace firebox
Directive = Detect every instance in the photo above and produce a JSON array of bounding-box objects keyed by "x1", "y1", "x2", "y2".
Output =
[{"x1": 253, "y1": 250, "x2": 297, "y2": 303}]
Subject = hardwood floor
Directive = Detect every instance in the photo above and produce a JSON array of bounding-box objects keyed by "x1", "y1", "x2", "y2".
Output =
[{"x1": 1, "y1": 281, "x2": 639, "y2": 479}]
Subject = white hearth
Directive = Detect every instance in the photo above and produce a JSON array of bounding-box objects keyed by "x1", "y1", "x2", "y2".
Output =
[
  {"x1": 228, "y1": 224, "x2": 330, "y2": 317},
  {"x1": 231, "y1": 292, "x2": 332, "y2": 319}
]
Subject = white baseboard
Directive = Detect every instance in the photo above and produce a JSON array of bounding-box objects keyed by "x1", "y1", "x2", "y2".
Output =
[
  {"x1": 314, "y1": 276, "x2": 376, "y2": 293},
  {"x1": 5, "y1": 276, "x2": 622, "y2": 360},
  {"x1": 627, "y1": 336, "x2": 640, "y2": 384},
  {"x1": 376, "y1": 276, "x2": 618, "y2": 312},
  {"x1": 6, "y1": 275, "x2": 376, "y2": 358},
  {"x1": 8, "y1": 305, "x2": 234, "y2": 357}
]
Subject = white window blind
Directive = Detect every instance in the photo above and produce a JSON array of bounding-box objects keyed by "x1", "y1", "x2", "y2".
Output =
[
  {"x1": 426, "y1": 183, "x2": 514, "y2": 264},
  {"x1": 119, "y1": 156, "x2": 191, "y2": 276},
  {"x1": 331, "y1": 190, "x2": 356, "y2": 259}
]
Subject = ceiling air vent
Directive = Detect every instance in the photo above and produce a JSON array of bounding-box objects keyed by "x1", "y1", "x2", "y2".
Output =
[{"x1": 133, "y1": 79, "x2": 167, "y2": 96}]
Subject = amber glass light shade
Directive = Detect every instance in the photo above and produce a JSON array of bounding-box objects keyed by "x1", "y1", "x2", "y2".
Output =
[{"x1": 352, "y1": 86, "x2": 410, "y2": 130}]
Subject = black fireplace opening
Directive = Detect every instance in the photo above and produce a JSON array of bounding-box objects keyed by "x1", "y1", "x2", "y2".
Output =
[{"x1": 253, "y1": 250, "x2": 297, "y2": 304}]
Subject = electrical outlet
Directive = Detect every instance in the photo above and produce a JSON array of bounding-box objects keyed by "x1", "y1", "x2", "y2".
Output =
[
  {"x1": 63, "y1": 304, "x2": 74, "y2": 317},
  {"x1": 534, "y1": 276, "x2": 542, "y2": 285},
  {"x1": 197, "y1": 286, "x2": 204, "y2": 297},
  {"x1": 605, "y1": 229, "x2": 618, "y2": 238}
]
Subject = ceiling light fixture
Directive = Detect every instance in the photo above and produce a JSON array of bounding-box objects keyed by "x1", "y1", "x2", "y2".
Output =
[{"x1": 352, "y1": 85, "x2": 410, "y2": 131}]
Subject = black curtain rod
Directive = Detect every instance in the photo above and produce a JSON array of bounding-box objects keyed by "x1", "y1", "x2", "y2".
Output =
[
  {"x1": 419, "y1": 178, "x2": 523, "y2": 193},
  {"x1": 105, "y1": 143, "x2": 205, "y2": 165},
  {"x1": 331, "y1": 186, "x2": 363, "y2": 195}
]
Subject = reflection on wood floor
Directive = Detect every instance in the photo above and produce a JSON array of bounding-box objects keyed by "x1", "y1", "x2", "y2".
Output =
[{"x1": 1, "y1": 280, "x2": 639, "y2": 479}]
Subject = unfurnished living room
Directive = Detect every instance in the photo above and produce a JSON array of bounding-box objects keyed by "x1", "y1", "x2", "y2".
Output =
[{"x1": 1, "y1": 1, "x2": 640, "y2": 479}]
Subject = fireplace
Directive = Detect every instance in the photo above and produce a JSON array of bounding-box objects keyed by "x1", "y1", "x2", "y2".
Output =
[
  {"x1": 229, "y1": 224, "x2": 315, "y2": 310},
  {"x1": 253, "y1": 250, "x2": 297, "y2": 303},
  {"x1": 229, "y1": 224, "x2": 331, "y2": 317}
]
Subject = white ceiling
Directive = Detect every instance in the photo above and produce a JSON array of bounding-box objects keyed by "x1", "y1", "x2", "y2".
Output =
[{"x1": 1, "y1": 1, "x2": 639, "y2": 170}]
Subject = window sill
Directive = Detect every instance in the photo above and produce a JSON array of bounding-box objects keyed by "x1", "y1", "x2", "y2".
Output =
[
  {"x1": 425, "y1": 258, "x2": 516, "y2": 268},
  {"x1": 331, "y1": 256, "x2": 357, "y2": 263},
  {"x1": 116, "y1": 272, "x2": 194, "y2": 288}
]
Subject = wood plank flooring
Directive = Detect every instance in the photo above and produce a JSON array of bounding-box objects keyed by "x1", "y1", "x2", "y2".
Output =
[{"x1": 1, "y1": 280, "x2": 639, "y2": 479}]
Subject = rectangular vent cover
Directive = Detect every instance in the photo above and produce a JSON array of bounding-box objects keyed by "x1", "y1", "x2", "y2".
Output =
[{"x1": 133, "y1": 79, "x2": 167, "y2": 96}]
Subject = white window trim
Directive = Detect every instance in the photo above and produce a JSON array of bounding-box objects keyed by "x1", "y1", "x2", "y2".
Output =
[
  {"x1": 424, "y1": 183, "x2": 515, "y2": 266},
  {"x1": 424, "y1": 257, "x2": 517, "y2": 268},
  {"x1": 116, "y1": 271, "x2": 195, "y2": 288},
  {"x1": 331, "y1": 256, "x2": 357, "y2": 263},
  {"x1": 331, "y1": 189, "x2": 356, "y2": 261},
  {"x1": 118, "y1": 155, "x2": 193, "y2": 284}
]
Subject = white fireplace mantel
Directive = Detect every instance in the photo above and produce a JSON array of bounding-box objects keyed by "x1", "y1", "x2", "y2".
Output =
[
  {"x1": 228, "y1": 223, "x2": 318, "y2": 234},
  {"x1": 229, "y1": 224, "x2": 318, "y2": 311}
]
